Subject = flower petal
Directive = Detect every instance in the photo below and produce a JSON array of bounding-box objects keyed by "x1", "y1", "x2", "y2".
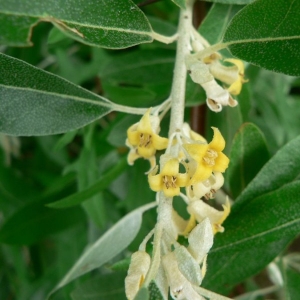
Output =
[
  {"x1": 227, "y1": 79, "x2": 242, "y2": 96},
  {"x1": 184, "y1": 143, "x2": 208, "y2": 162},
  {"x1": 225, "y1": 58, "x2": 245, "y2": 74},
  {"x1": 161, "y1": 158, "x2": 180, "y2": 176},
  {"x1": 152, "y1": 134, "x2": 169, "y2": 150},
  {"x1": 191, "y1": 180, "x2": 211, "y2": 199},
  {"x1": 163, "y1": 185, "x2": 180, "y2": 198},
  {"x1": 148, "y1": 170, "x2": 163, "y2": 192},
  {"x1": 202, "y1": 80, "x2": 230, "y2": 106},
  {"x1": 137, "y1": 109, "x2": 153, "y2": 134},
  {"x1": 127, "y1": 148, "x2": 140, "y2": 165},
  {"x1": 214, "y1": 152, "x2": 229, "y2": 172},
  {"x1": 206, "y1": 98, "x2": 222, "y2": 112},
  {"x1": 228, "y1": 95, "x2": 238, "y2": 107},
  {"x1": 209, "y1": 127, "x2": 225, "y2": 152},
  {"x1": 189, "y1": 163, "x2": 212, "y2": 185},
  {"x1": 211, "y1": 172, "x2": 224, "y2": 190},
  {"x1": 127, "y1": 127, "x2": 140, "y2": 146},
  {"x1": 218, "y1": 198, "x2": 231, "y2": 225},
  {"x1": 177, "y1": 173, "x2": 190, "y2": 187},
  {"x1": 187, "y1": 200, "x2": 224, "y2": 224},
  {"x1": 137, "y1": 145, "x2": 156, "y2": 158}
]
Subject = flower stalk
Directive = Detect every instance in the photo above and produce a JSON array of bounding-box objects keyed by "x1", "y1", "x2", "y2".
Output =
[
  {"x1": 169, "y1": 0, "x2": 195, "y2": 136},
  {"x1": 123, "y1": 0, "x2": 246, "y2": 297}
]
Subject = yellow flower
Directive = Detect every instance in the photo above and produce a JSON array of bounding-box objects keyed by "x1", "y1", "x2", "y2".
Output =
[
  {"x1": 187, "y1": 198, "x2": 231, "y2": 234},
  {"x1": 188, "y1": 60, "x2": 238, "y2": 112},
  {"x1": 224, "y1": 58, "x2": 248, "y2": 96},
  {"x1": 126, "y1": 109, "x2": 168, "y2": 166},
  {"x1": 187, "y1": 172, "x2": 224, "y2": 201},
  {"x1": 148, "y1": 158, "x2": 189, "y2": 197},
  {"x1": 184, "y1": 127, "x2": 229, "y2": 184}
]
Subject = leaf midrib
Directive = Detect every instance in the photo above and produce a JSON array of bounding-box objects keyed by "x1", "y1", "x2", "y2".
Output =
[
  {"x1": 211, "y1": 217, "x2": 300, "y2": 253},
  {"x1": 0, "y1": 84, "x2": 114, "y2": 109},
  {"x1": 224, "y1": 35, "x2": 300, "y2": 46},
  {"x1": 0, "y1": 10, "x2": 152, "y2": 35}
]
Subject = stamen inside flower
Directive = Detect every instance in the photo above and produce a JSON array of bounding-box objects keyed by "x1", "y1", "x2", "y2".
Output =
[
  {"x1": 163, "y1": 175, "x2": 177, "y2": 189},
  {"x1": 203, "y1": 149, "x2": 218, "y2": 166},
  {"x1": 139, "y1": 133, "x2": 152, "y2": 148}
]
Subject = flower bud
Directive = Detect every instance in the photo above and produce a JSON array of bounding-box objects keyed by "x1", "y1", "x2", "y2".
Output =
[{"x1": 125, "y1": 251, "x2": 151, "y2": 300}]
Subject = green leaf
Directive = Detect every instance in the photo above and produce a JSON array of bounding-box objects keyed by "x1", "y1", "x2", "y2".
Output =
[
  {"x1": 47, "y1": 156, "x2": 128, "y2": 209},
  {"x1": 170, "y1": 0, "x2": 186, "y2": 9},
  {"x1": 247, "y1": 67, "x2": 295, "y2": 151},
  {"x1": 53, "y1": 130, "x2": 78, "y2": 151},
  {"x1": 223, "y1": 0, "x2": 300, "y2": 76},
  {"x1": 101, "y1": 49, "x2": 175, "y2": 85},
  {"x1": 147, "y1": 16, "x2": 177, "y2": 37},
  {"x1": 203, "y1": 181, "x2": 300, "y2": 293},
  {"x1": 283, "y1": 264, "x2": 300, "y2": 300},
  {"x1": 233, "y1": 134, "x2": 300, "y2": 211},
  {"x1": 70, "y1": 272, "x2": 126, "y2": 300},
  {"x1": 205, "y1": 76, "x2": 250, "y2": 150},
  {"x1": 0, "y1": 14, "x2": 37, "y2": 46},
  {"x1": 199, "y1": 3, "x2": 243, "y2": 45},
  {"x1": 0, "y1": 0, "x2": 153, "y2": 48},
  {"x1": 110, "y1": 258, "x2": 131, "y2": 272},
  {"x1": 107, "y1": 115, "x2": 140, "y2": 147},
  {"x1": 101, "y1": 48, "x2": 174, "y2": 107},
  {"x1": 48, "y1": 202, "x2": 157, "y2": 298},
  {"x1": 0, "y1": 202, "x2": 85, "y2": 245},
  {"x1": 227, "y1": 123, "x2": 270, "y2": 199},
  {"x1": 202, "y1": 0, "x2": 252, "y2": 4},
  {"x1": 0, "y1": 53, "x2": 114, "y2": 136}
]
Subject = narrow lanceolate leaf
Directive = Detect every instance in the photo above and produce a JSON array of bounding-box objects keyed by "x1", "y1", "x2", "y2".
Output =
[
  {"x1": 48, "y1": 202, "x2": 157, "y2": 298},
  {"x1": 0, "y1": 0, "x2": 153, "y2": 48},
  {"x1": 223, "y1": 0, "x2": 300, "y2": 76},
  {"x1": 0, "y1": 53, "x2": 114, "y2": 136},
  {"x1": 47, "y1": 156, "x2": 128, "y2": 209},
  {"x1": 233, "y1": 134, "x2": 300, "y2": 212},
  {"x1": 227, "y1": 123, "x2": 269, "y2": 199},
  {"x1": 203, "y1": 181, "x2": 300, "y2": 293}
]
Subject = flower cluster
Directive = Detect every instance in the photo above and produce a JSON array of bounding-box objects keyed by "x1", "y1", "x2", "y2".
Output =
[
  {"x1": 125, "y1": 218, "x2": 214, "y2": 300},
  {"x1": 125, "y1": 110, "x2": 231, "y2": 299},
  {"x1": 187, "y1": 39, "x2": 247, "y2": 112}
]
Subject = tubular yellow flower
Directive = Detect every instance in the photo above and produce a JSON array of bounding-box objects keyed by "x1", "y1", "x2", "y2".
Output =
[
  {"x1": 148, "y1": 158, "x2": 189, "y2": 197},
  {"x1": 184, "y1": 127, "x2": 229, "y2": 185},
  {"x1": 126, "y1": 109, "x2": 168, "y2": 166},
  {"x1": 187, "y1": 198, "x2": 231, "y2": 234}
]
